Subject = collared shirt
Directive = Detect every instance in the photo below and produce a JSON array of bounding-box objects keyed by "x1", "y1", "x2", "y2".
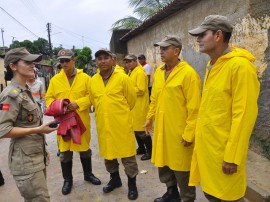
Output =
[
  {"x1": 27, "y1": 79, "x2": 46, "y2": 103},
  {"x1": 161, "y1": 60, "x2": 180, "y2": 80},
  {"x1": 0, "y1": 79, "x2": 45, "y2": 175},
  {"x1": 100, "y1": 67, "x2": 115, "y2": 86},
  {"x1": 207, "y1": 47, "x2": 232, "y2": 70},
  {"x1": 66, "y1": 68, "x2": 77, "y2": 86}
]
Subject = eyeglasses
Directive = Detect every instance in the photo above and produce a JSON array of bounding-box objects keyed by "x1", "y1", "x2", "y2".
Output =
[{"x1": 59, "y1": 58, "x2": 71, "y2": 63}]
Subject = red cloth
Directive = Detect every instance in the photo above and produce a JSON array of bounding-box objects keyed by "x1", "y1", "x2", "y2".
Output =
[{"x1": 44, "y1": 99, "x2": 86, "y2": 144}]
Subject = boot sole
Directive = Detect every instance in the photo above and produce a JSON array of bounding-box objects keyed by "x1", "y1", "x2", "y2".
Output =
[{"x1": 85, "y1": 179, "x2": 101, "y2": 185}]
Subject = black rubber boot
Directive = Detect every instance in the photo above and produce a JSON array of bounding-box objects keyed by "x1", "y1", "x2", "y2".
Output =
[
  {"x1": 80, "y1": 157, "x2": 101, "y2": 185},
  {"x1": 103, "y1": 171, "x2": 122, "y2": 193},
  {"x1": 135, "y1": 133, "x2": 146, "y2": 155},
  {"x1": 154, "y1": 185, "x2": 180, "y2": 202},
  {"x1": 0, "y1": 170, "x2": 4, "y2": 186},
  {"x1": 127, "y1": 175, "x2": 138, "y2": 200},
  {"x1": 141, "y1": 136, "x2": 152, "y2": 160},
  {"x1": 57, "y1": 150, "x2": 60, "y2": 157},
  {"x1": 61, "y1": 161, "x2": 73, "y2": 195}
]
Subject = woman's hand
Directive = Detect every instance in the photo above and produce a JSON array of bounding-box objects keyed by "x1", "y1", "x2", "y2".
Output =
[{"x1": 38, "y1": 121, "x2": 58, "y2": 134}]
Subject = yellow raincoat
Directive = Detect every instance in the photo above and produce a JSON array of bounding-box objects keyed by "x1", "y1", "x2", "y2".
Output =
[
  {"x1": 115, "y1": 64, "x2": 126, "y2": 74},
  {"x1": 189, "y1": 47, "x2": 260, "y2": 200},
  {"x1": 147, "y1": 61, "x2": 201, "y2": 171},
  {"x1": 45, "y1": 69, "x2": 91, "y2": 152},
  {"x1": 129, "y1": 65, "x2": 149, "y2": 131},
  {"x1": 89, "y1": 69, "x2": 137, "y2": 160}
]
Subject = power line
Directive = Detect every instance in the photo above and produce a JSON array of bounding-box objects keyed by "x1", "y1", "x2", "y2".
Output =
[
  {"x1": 0, "y1": 6, "x2": 39, "y2": 38},
  {"x1": 51, "y1": 23, "x2": 108, "y2": 46}
]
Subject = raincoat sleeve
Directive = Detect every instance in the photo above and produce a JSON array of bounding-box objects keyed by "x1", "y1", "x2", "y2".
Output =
[
  {"x1": 123, "y1": 75, "x2": 136, "y2": 110},
  {"x1": 146, "y1": 70, "x2": 158, "y2": 121},
  {"x1": 224, "y1": 61, "x2": 259, "y2": 165},
  {"x1": 75, "y1": 76, "x2": 91, "y2": 112},
  {"x1": 45, "y1": 79, "x2": 56, "y2": 107},
  {"x1": 182, "y1": 71, "x2": 201, "y2": 142},
  {"x1": 134, "y1": 71, "x2": 147, "y2": 96}
]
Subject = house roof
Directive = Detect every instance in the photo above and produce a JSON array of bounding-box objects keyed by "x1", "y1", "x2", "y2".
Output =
[{"x1": 120, "y1": 0, "x2": 201, "y2": 42}]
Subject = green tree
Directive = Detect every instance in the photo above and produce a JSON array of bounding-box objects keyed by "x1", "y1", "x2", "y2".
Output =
[
  {"x1": 33, "y1": 38, "x2": 50, "y2": 55},
  {"x1": 10, "y1": 40, "x2": 37, "y2": 53},
  {"x1": 9, "y1": 38, "x2": 51, "y2": 55},
  {"x1": 112, "y1": 0, "x2": 173, "y2": 30},
  {"x1": 75, "y1": 47, "x2": 92, "y2": 73},
  {"x1": 53, "y1": 45, "x2": 63, "y2": 56}
]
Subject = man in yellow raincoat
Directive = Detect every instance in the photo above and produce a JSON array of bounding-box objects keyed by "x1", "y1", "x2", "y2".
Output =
[
  {"x1": 112, "y1": 53, "x2": 126, "y2": 74},
  {"x1": 144, "y1": 36, "x2": 201, "y2": 202},
  {"x1": 188, "y1": 15, "x2": 260, "y2": 202},
  {"x1": 90, "y1": 49, "x2": 138, "y2": 200},
  {"x1": 45, "y1": 49, "x2": 101, "y2": 195},
  {"x1": 124, "y1": 54, "x2": 151, "y2": 161}
]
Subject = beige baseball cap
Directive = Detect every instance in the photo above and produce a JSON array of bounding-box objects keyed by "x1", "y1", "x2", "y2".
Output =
[
  {"x1": 124, "y1": 54, "x2": 137, "y2": 61},
  {"x1": 189, "y1": 15, "x2": 233, "y2": 36},
  {"x1": 4, "y1": 47, "x2": 42, "y2": 68},
  {"x1": 57, "y1": 49, "x2": 74, "y2": 59},
  {"x1": 154, "y1": 35, "x2": 182, "y2": 49}
]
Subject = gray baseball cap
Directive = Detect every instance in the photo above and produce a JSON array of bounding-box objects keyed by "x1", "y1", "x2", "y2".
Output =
[
  {"x1": 124, "y1": 54, "x2": 137, "y2": 61},
  {"x1": 57, "y1": 49, "x2": 74, "y2": 59},
  {"x1": 154, "y1": 35, "x2": 182, "y2": 49},
  {"x1": 4, "y1": 47, "x2": 42, "y2": 68},
  {"x1": 189, "y1": 15, "x2": 233, "y2": 36}
]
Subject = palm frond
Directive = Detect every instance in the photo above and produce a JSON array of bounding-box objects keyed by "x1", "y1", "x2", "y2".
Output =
[
  {"x1": 111, "y1": 16, "x2": 143, "y2": 30},
  {"x1": 112, "y1": 0, "x2": 174, "y2": 30},
  {"x1": 134, "y1": 6, "x2": 160, "y2": 21}
]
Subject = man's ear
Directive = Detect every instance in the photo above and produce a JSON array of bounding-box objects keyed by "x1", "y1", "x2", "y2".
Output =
[{"x1": 215, "y1": 30, "x2": 224, "y2": 42}]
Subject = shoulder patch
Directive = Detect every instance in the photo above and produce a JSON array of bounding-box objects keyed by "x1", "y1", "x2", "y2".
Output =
[
  {"x1": 0, "y1": 103, "x2": 10, "y2": 111},
  {"x1": 8, "y1": 89, "x2": 21, "y2": 98}
]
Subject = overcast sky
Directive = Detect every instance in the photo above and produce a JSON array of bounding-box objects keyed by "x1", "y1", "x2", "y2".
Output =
[{"x1": 0, "y1": 0, "x2": 134, "y2": 55}]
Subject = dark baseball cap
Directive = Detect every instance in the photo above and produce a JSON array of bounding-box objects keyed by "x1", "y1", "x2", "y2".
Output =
[
  {"x1": 189, "y1": 15, "x2": 233, "y2": 36},
  {"x1": 138, "y1": 54, "x2": 146, "y2": 59},
  {"x1": 154, "y1": 35, "x2": 182, "y2": 49},
  {"x1": 95, "y1": 49, "x2": 112, "y2": 58},
  {"x1": 4, "y1": 47, "x2": 42, "y2": 68},
  {"x1": 57, "y1": 49, "x2": 74, "y2": 59},
  {"x1": 124, "y1": 54, "x2": 137, "y2": 61}
]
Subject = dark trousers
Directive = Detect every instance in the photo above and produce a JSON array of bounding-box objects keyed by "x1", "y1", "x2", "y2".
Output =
[
  {"x1": 60, "y1": 149, "x2": 92, "y2": 162},
  {"x1": 104, "y1": 156, "x2": 138, "y2": 178},
  {"x1": 204, "y1": 192, "x2": 245, "y2": 202},
  {"x1": 158, "y1": 166, "x2": 196, "y2": 201}
]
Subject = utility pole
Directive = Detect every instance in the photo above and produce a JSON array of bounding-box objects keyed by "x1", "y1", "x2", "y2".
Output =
[
  {"x1": 11, "y1": 36, "x2": 15, "y2": 43},
  {"x1": 46, "y1": 23, "x2": 53, "y2": 60},
  {"x1": 1, "y1": 28, "x2": 5, "y2": 53}
]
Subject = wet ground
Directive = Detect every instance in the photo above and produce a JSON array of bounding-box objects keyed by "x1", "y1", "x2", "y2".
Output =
[{"x1": 0, "y1": 114, "x2": 211, "y2": 202}]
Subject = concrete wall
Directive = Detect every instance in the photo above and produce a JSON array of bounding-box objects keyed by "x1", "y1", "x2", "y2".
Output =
[{"x1": 126, "y1": 0, "x2": 270, "y2": 159}]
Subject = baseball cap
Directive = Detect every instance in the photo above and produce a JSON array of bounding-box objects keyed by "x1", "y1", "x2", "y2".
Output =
[
  {"x1": 57, "y1": 49, "x2": 74, "y2": 59},
  {"x1": 189, "y1": 15, "x2": 233, "y2": 36},
  {"x1": 4, "y1": 47, "x2": 42, "y2": 68},
  {"x1": 138, "y1": 54, "x2": 146, "y2": 60},
  {"x1": 154, "y1": 35, "x2": 182, "y2": 49},
  {"x1": 111, "y1": 53, "x2": 117, "y2": 59},
  {"x1": 124, "y1": 54, "x2": 137, "y2": 61},
  {"x1": 95, "y1": 48, "x2": 112, "y2": 58}
]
